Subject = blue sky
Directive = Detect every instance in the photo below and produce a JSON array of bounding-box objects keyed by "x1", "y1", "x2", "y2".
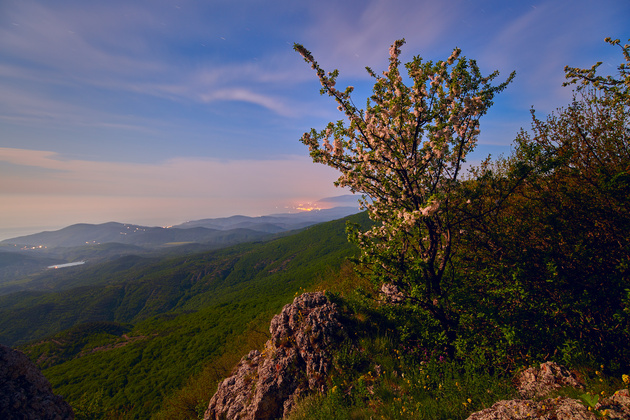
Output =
[{"x1": 0, "y1": 0, "x2": 628, "y2": 239}]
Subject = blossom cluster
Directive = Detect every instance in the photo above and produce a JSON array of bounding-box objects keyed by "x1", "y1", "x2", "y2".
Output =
[{"x1": 295, "y1": 39, "x2": 514, "y2": 295}]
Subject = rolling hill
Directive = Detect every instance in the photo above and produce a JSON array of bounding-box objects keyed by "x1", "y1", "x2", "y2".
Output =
[
  {"x1": 1, "y1": 212, "x2": 370, "y2": 418},
  {"x1": 0, "y1": 205, "x2": 361, "y2": 296}
]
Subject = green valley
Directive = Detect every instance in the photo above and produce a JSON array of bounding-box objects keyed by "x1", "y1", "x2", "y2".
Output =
[{"x1": 2, "y1": 213, "x2": 370, "y2": 418}]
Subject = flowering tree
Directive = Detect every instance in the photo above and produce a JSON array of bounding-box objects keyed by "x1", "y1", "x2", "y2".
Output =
[
  {"x1": 564, "y1": 37, "x2": 629, "y2": 103},
  {"x1": 295, "y1": 39, "x2": 514, "y2": 348}
]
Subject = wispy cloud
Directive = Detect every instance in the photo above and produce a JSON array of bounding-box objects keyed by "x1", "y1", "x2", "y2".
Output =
[
  {"x1": 0, "y1": 1, "x2": 164, "y2": 77},
  {"x1": 199, "y1": 88, "x2": 294, "y2": 116},
  {"x1": 298, "y1": 0, "x2": 472, "y2": 76},
  {"x1": 0, "y1": 0, "x2": 309, "y2": 122}
]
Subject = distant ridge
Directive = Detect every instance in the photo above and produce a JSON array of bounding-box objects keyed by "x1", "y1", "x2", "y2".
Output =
[
  {"x1": 175, "y1": 206, "x2": 360, "y2": 231},
  {"x1": 0, "y1": 202, "x2": 362, "y2": 291},
  {"x1": 1, "y1": 205, "x2": 361, "y2": 249},
  {"x1": 316, "y1": 195, "x2": 363, "y2": 206}
]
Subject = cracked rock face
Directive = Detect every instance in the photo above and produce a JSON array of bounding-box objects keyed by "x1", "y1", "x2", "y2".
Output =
[
  {"x1": 467, "y1": 393, "x2": 630, "y2": 420},
  {"x1": 204, "y1": 292, "x2": 346, "y2": 420},
  {"x1": 466, "y1": 362, "x2": 630, "y2": 420},
  {"x1": 517, "y1": 361, "x2": 583, "y2": 399},
  {"x1": 0, "y1": 344, "x2": 74, "y2": 420}
]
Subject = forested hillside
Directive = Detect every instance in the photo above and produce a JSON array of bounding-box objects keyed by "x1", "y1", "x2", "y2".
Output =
[{"x1": 2, "y1": 213, "x2": 370, "y2": 418}]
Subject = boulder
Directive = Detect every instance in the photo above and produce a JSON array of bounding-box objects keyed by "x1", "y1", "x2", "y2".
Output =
[
  {"x1": 204, "y1": 292, "x2": 346, "y2": 420},
  {"x1": 467, "y1": 362, "x2": 630, "y2": 420},
  {"x1": 467, "y1": 393, "x2": 630, "y2": 420},
  {"x1": 380, "y1": 283, "x2": 406, "y2": 303},
  {"x1": 467, "y1": 397, "x2": 596, "y2": 420},
  {"x1": 517, "y1": 361, "x2": 583, "y2": 399},
  {"x1": 0, "y1": 344, "x2": 74, "y2": 420}
]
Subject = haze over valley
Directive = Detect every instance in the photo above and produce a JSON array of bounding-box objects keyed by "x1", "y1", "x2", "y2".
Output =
[{"x1": 0, "y1": 196, "x2": 361, "y2": 295}]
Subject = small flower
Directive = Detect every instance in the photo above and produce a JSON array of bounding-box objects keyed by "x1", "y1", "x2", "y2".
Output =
[{"x1": 622, "y1": 374, "x2": 629, "y2": 384}]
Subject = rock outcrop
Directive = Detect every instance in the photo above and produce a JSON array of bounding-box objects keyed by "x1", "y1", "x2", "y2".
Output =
[
  {"x1": 204, "y1": 292, "x2": 347, "y2": 420},
  {"x1": 516, "y1": 361, "x2": 583, "y2": 399},
  {"x1": 0, "y1": 344, "x2": 74, "y2": 420},
  {"x1": 467, "y1": 362, "x2": 630, "y2": 420},
  {"x1": 380, "y1": 283, "x2": 406, "y2": 303}
]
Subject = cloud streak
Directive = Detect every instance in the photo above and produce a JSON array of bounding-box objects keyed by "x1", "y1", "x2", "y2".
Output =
[{"x1": 0, "y1": 0, "x2": 306, "y2": 124}]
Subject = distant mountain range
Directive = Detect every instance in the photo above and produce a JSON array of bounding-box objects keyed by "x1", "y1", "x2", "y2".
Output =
[
  {"x1": 0, "y1": 206, "x2": 360, "y2": 248},
  {"x1": 0, "y1": 200, "x2": 362, "y2": 294},
  {"x1": 174, "y1": 206, "x2": 360, "y2": 232},
  {"x1": 0, "y1": 212, "x2": 371, "y2": 418}
]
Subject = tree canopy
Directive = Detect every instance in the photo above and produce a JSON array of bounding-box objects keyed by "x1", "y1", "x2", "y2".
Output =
[{"x1": 295, "y1": 39, "x2": 515, "y2": 351}]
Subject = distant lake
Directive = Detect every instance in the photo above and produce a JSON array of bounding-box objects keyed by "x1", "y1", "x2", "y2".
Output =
[{"x1": 48, "y1": 261, "x2": 86, "y2": 269}]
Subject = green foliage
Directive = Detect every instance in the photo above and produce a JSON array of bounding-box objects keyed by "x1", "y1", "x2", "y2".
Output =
[
  {"x1": 43, "y1": 302, "x2": 267, "y2": 418},
  {"x1": 288, "y1": 291, "x2": 515, "y2": 420},
  {"x1": 2, "y1": 214, "x2": 368, "y2": 347},
  {"x1": 288, "y1": 289, "x2": 629, "y2": 420},
  {"x1": 578, "y1": 392, "x2": 599, "y2": 411},
  {"x1": 72, "y1": 388, "x2": 127, "y2": 420},
  {"x1": 154, "y1": 319, "x2": 271, "y2": 420},
  {"x1": 20, "y1": 321, "x2": 132, "y2": 369},
  {"x1": 564, "y1": 37, "x2": 629, "y2": 103},
  {"x1": 6, "y1": 214, "x2": 365, "y2": 419},
  {"x1": 296, "y1": 39, "x2": 515, "y2": 356},
  {"x1": 448, "y1": 37, "x2": 630, "y2": 370}
]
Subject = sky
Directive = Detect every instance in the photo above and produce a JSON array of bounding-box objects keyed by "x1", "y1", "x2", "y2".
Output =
[{"x1": 0, "y1": 0, "x2": 628, "y2": 240}]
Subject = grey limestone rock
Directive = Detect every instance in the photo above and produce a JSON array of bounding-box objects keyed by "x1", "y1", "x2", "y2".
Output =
[
  {"x1": 517, "y1": 361, "x2": 583, "y2": 399},
  {"x1": 204, "y1": 291, "x2": 346, "y2": 420},
  {"x1": 466, "y1": 362, "x2": 630, "y2": 420},
  {"x1": 467, "y1": 393, "x2": 630, "y2": 420}
]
